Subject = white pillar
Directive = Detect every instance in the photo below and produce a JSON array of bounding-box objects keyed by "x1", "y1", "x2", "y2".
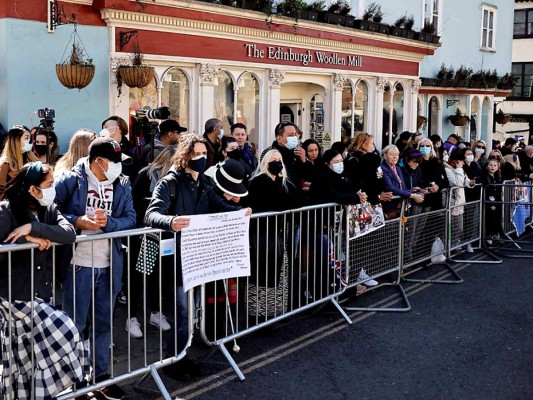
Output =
[
  {"x1": 266, "y1": 68, "x2": 285, "y2": 151},
  {"x1": 388, "y1": 87, "x2": 396, "y2": 147},
  {"x1": 198, "y1": 63, "x2": 219, "y2": 132},
  {"x1": 374, "y1": 77, "x2": 387, "y2": 150},
  {"x1": 411, "y1": 79, "x2": 421, "y2": 133},
  {"x1": 331, "y1": 73, "x2": 347, "y2": 143}
]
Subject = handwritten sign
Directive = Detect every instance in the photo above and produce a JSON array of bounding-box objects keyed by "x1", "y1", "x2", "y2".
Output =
[{"x1": 180, "y1": 209, "x2": 251, "y2": 292}]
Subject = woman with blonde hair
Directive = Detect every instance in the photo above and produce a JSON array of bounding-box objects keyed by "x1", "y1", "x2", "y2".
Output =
[
  {"x1": 472, "y1": 139, "x2": 488, "y2": 168},
  {"x1": 53, "y1": 130, "x2": 97, "y2": 178},
  {"x1": 0, "y1": 125, "x2": 38, "y2": 200}
]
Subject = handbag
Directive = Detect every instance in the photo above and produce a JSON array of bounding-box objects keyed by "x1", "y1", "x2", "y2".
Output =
[{"x1": 135, "y1": 232, "x2": 160, "y2": 275}]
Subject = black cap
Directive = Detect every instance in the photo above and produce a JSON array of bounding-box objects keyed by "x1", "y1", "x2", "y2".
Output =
[
  {"x1": 214, "y1": 160, "x2": 248, "y2": 197},
  {"x1": 89, "y1": 137, "x2": 122, "y2": 163},
  {"x1": 449, "y1": 149, "x2": 465, "y2": 161},
  {"x1": 160, "y1": 119, "x2": 187, "y2": 135}
]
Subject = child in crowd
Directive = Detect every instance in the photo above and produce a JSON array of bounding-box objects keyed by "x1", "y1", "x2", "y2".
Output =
[{"x1": 481, "y1": 158, "x2": 504, "y2": 243}]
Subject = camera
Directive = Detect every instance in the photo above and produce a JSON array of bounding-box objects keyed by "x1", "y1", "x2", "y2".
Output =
[
  {"x1": 130, "y1": 106, "x2": 171, "y2": 162},
  {"x1": 33, "y1": 107, "x2": 56, "y2": 163},
  {"x1": 145, "y1": 107, "x2": 170, "y2": 120},
  {"x1": 38, "y1": 108, "x2": 55, "y2": 119}
]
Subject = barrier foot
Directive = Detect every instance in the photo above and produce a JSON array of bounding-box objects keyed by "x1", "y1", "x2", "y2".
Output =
[
  {"x1": 448, "y1": 247, "x2": 502, "y2": 264},
  {"x1": 402, "y1": 262, "x2": 463, "y2": 284},
  {"x1": 149, "y1": 364, "x2": 172, "y2": 400},
  {"x1": 343, "y1": 282, "x2": 411, "y2": 313},
  {"x1": 330, "y1": 297, "x2": 353, "y2": 324},
  {"x1": 219, "y1": 341, "x2": 245, "y2": 381}
]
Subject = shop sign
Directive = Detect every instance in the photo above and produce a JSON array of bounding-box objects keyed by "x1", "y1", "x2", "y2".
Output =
[{"x1": 245, "y1": 44, "x2": 362, "y2": 68}]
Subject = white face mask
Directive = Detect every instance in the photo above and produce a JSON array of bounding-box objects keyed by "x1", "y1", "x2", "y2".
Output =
[
  {"x1": 99, "y1": 128, "x2": 111, "y2": 137},
  {"x1": 474, "y1": 148, "x2": 485, "y2": 154},
  {"x1": 443, "y1": 155, "x2": 450, "y2": 162},
  {"x1": 218, "y1": 129, "x2": 225, "y2": 139},
  {"x1": 37, "y1": 186, "x2": 56, "y2": 207},
  {"x1": 98, "y1": 159, "x2": 122, "y2": 182},
  {"x1": 285, "y1": 136, "x2": 299, "y2": 150},
  {"x1": 22, "y1": 140, "x2": 32, "y2": 153},
  {"x1": 466, "y1": 155, "x2": 474, "y2": 163}
]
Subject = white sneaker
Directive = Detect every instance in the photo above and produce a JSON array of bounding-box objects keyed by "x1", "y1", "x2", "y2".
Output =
[
  {"x1": 150, "y1": 312, "x2": 171, "y2": 331},
  {"x1": 358, "y1": 269, "x2": 378, "y2": 286},
  {"x1": 126, "y1": 317, "x2": 143, "y2": 339},
  {"x1": 466, "y1": 244, "x2": 474, "y2": 253}
]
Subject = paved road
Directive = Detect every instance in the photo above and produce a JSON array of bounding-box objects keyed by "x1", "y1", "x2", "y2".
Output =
[{"x1": 119, "y1": 242, "x2": 532, "y2": 400}]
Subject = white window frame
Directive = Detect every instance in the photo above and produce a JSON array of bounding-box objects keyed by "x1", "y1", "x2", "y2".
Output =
[
  {"x1": 480, "y1": 3, "x2": 497, "y2": 52},
  {"x1": 422, "y1": 0, "x2": 442, "y2": 34}
]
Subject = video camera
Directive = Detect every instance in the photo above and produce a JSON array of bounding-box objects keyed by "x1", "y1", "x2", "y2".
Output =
[
  {"x1": 34, "y1": 108, "x2": 56, "y2": 163},
  {"x1": 131, "y1": 106, "x2": 171, "y2": 162}
]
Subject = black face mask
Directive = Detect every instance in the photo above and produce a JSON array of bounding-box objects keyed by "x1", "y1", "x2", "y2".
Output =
[
  {"x1": 227, "y1": 149, "x2": 242, "y2": 160},
  {"x1": 189, "y1": 156, "x2": 207, "y2": 172},
  {"x1": 34, "y1": 145, "x2": 49, "y2": 157},
  {"x1": 267, "y1": 161, "x2": 283, "y2": 176}
]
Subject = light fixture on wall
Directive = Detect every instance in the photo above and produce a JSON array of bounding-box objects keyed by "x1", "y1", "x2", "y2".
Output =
[{"x1": 47, "y1": 0, "x2": 77, "y2": 33}]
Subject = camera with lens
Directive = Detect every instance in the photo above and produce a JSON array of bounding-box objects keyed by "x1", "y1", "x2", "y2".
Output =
[
  {"x1": 131, "y1": 106, "x2": 171, "y2": 163},
  {"x1": 34, "y1": 108, "x2": 56, "y2": 163}
]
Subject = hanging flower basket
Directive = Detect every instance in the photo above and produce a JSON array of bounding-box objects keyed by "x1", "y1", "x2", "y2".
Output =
[
  {"x1": 495, "y1": 113, "x2": 510, "y2": 125},
  {"x1": 117, "y1": 65, "x2": 154, "y2": 88},
  {"x1": 56, "y1": 64, "x2": 95, "y2": 89},
  {"x1": 448, "y1": 115, "x2": 469, "y2": 126},
  {"x1": 417, "y1": 115, "x2": 427, "y2": 130}
]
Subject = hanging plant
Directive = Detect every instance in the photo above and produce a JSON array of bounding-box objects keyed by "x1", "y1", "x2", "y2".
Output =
[
  {"x1": 448, "y1": 108, "x2": 470, "y2": 127},
  {"x1": 55, "y1": 25, "x2": 95, "y2": 90},
  {"x1": 495, "y1": 109, "x2": 510, "y2": 125},
  {"x1": 116, "y1": 41, "x2": 155, "y2": 95}
]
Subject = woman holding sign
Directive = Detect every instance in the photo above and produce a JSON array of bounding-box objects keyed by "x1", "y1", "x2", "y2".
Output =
[{"x1": 145, "y1": 134, "x2": 250, "y2": 382}]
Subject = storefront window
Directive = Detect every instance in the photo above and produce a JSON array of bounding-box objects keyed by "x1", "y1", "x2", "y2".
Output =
[
  {"x1": 428, "y1": 96, "x2": 439, "y2": 136},
  {"x1": 236, "y1": 73, "x2": 260, "y2": 147},
  {"x1": 355, "y1": 80, "x2": 368, "y2": 133},
  {"x1": 129, "y1": 75, "x2": 158, "y2": 116},
  {"x1": 161, "y1": 68, "x2": 190, "y2": 130},
  {"x1": 214, "y1": 71, "x2": 234, "y2": 136}
]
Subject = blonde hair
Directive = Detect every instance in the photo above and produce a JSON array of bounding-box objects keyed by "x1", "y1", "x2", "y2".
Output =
[
  {"x1": 54, "y1": 130, "x2": 97, "y2": 178},
  {"x1": 173, "y1": 133, "x2": 207, "y2": 170},
  {"x1": 0, "y1": 126, "x2": 38, "y2": 171},
  {"x1": 251, "y1": 149, "x2": 290, "y2": 191},
  {"x1": 148, "y1": 145, "x2": 177, "y2": 183},
  {"x1": 382, "y1": 144, "x2": 399, "y2": 156},
  {"x1": 418, "y1": 138, "x2": 437, "y2": 158},
  {"x1": 503, "y1": 154, "x2": 521, "y2": 170}
]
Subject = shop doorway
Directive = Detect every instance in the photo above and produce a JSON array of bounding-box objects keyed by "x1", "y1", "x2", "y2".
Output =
[{"x1": 280, "y1": 104, "x2": 297, "y2": 124}]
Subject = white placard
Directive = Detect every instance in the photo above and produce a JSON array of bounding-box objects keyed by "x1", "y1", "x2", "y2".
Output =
[{"x1": 180, "y1": 209, "x2": 251, "y2": 292}]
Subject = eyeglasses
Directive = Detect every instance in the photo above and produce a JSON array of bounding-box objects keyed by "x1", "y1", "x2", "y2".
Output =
[{"x1": 476, "y1": 146, "x2": 485, "y2": 149}]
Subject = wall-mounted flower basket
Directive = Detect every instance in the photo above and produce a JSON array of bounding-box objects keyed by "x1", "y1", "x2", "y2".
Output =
[
  {"x1": 117, "y1": 65, "x2": 155, "y2": 88},
  {"x1": 448, "y1": 114, "x2": 469, "y2": 126},
  {"x1": 56, "y1": 26, "x2": 95, "y2": 90},
  {"x1": 56, "y1": 64, "x2": 95, "y2": 89},
  {"x1": 417, "y1": 115, "x2": 427, "y2": 130},
  {"x1": 495, "y1": 113, "x2": 510, "y2": 125}
]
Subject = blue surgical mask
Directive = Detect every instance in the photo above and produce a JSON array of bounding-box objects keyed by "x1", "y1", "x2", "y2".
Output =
[
  {"x1": 420, "y1": 146, "x2": 431, "y2": 156},
  {"x1": 332, "y1": 162, "x2": 344, "y2": 174},
  {"x1": 218, "y1": 129, "x2": 225, "y2": 139},
  {"x1": 285, "y1": 136, "x2": 299, "y2": 150}
]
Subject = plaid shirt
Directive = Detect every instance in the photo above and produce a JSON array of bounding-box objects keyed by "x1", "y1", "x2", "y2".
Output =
[{"x1": 0, "y1": 299, "x2": 89, "y2": 400}]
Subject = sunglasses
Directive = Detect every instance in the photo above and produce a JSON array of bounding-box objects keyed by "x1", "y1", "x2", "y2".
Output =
[{"x1": 420, "y1": 144, "x2": 432, "y2": 148}]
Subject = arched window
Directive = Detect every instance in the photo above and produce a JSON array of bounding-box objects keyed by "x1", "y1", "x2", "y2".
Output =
[
  {"x1": 236, "y1": 73, "x2": 260, "y2": 146},
  {"x1": 428, "y1": 96, "x2": 439, "y2": 136},
  {"x1": 214, "y1": 71, "x2": 234, "y2": 135},
  {"x1": 394, "y1": 83, "x2": 405, "y2": 134},
  {"x1": 355, "y1": 80, "x2": 368, "y2": 133},
  {"x1": 341, "y1": 82, "x2": 353, "y2": 142},
  {"x1": 161, "y1": 68, "x2": 190, "y2": 129}
]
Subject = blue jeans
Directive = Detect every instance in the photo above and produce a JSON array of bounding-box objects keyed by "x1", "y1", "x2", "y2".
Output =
[
  {"x1": 166, "y1": 286, "x2": 198, "y2": 357},
  {"x1": 63, "y1": 266, "x2": 114, "y2": 378}
]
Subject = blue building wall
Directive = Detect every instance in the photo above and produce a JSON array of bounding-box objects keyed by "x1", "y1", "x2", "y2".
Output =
[
  {"x1": 0, "y1": 19, "x2": 109, "y2": 152},
  {"x1": 420, "y1": 0, "x2": 514, "y2": 77}
]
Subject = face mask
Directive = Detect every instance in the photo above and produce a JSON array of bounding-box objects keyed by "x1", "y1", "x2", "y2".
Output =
[
  {"x1": 98, "y1": 159, "x2": 122, "y2": 181},
  {"x1": 285, "y1": 136, "x2": 299, "y2": 150},
  {"x1": 189, "y1": 155, "x2": 207, "y2": 172},
  {"x1": 420, "y1": 146, "x2": 431, "y2": 156},
  {"x1": 218, "y1": 129, "x2": 225, "y2": 139},
  {"x1": 227, "y1": 149, "x2": 242, "y2": 160},
  {"x1": 268, "y1": 160, "x2": 283, "y2": 176},
  {"x1": 34, "y1": 145, "x2": 48, "y2": 157},
  {"x1": 332, "y1": 162, "x2": 344, "y2": 174},
  {"x1": 475, "y1": 148, "x2": 485, "y2": 154},
  {"x1": 466, "y1": 155, "x2": 474, "y2": 163},
  {"x1": 99, "y1": 128, "x2": 111, "y2": 137},
  {"x1": 22, "y1": 140, "x2": 32, "y2": 153},
  {"x1": 443, "y1": 155, "x2": 449, "y2": 162},
  {"x1": 36, "y1": 186, "x2": 56, "y2": 207}
]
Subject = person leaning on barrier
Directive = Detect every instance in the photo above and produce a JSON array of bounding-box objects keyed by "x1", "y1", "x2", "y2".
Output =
[
  {"x1": 144, "y1": 133, "x2": 249, "y2": 382},
  {"x1": 417, "y1": 138, "x2": 449, "y2": 210},
  {"x1": 54, "y1": 137, "x2": 136, "y2": 399},
  {"x1": 0, "y1": 162, "x2": 76, "y2": 302},
  {"x1": 0, "y1": 125, "x2": 39, "y2": 200},
  {"x1": 517, "y1": 145, "x2": 533, "y2": 181},
  {"x1": 381, "y1": 145, "x2": 424, "y2": 219}
]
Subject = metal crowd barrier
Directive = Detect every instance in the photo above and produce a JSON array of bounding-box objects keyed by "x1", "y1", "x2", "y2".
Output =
[
  {"x1": 0, "y1": 228, "x2": 194, "y2": 400},
  {"x1": 198, "y1": 203, "x2": 352, "y2": 380},
  {"x1": 484, "y1": 181, "x2": 533, "y2": 257},
  {"x1": 447, "y1": 185, "x2": 501, "y2": 265},
  {"x1": 401, "y1": 189, "x2": 464, "y2": 284},
  {"x1": 343, "y1": 200, "x2": 411, "y2": 312}
]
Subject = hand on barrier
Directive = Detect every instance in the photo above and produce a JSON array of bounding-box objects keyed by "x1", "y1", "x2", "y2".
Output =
[
  {"x1": 4, "y1": 223, "x2": 32, "y2": 243},
  {"x1": 26, "y1": 235, "x2": 52, "y2": 250},
  {"x1": 428, "y1": 183, "x2": 439, "y2": 193},
  {"x1": 75, "y1": 215, "x2": 102, "y2": 231},
  {"x1": 379, "y1": 191, "x2": 394, "y2": 202},
  {"x1": 357, "y1": 190, "x2": 368, "y2": 204},
  {"x1": 244, "y1": 208, "x2": 252, "y2": 217},
  {"x1": 171, "y1": 216, "x2": 191, "y2": 231},
  {"x1": 410, "y1": 193, "x2": 424, "y2": 204}
]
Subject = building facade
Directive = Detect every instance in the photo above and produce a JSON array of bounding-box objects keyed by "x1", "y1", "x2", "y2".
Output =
[{"x1": 0, "y1": 0, "x2": 513, "y2": 152}]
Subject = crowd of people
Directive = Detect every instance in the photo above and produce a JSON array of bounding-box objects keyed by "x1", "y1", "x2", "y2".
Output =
[{"x1": 1, "y1": 117, "x2": 533, "y2": 399}]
